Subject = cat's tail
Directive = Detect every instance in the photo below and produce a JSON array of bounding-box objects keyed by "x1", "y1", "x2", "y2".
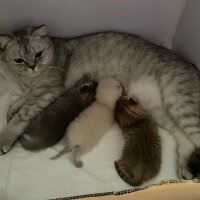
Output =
[
  {"x1": 50, "y1": 146, "x2": 71, "y2": 160},
  {"x1": 114, "y1": 161, "x2": 144, "y2": 186}
]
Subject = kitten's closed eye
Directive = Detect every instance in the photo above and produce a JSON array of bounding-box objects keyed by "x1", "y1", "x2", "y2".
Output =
[
  {"x1": 14, "y1": 58, "x2": 25, "y2": 64},
  {"x1": 35, "y1": 50, "x2": 43, "y2": 59}
]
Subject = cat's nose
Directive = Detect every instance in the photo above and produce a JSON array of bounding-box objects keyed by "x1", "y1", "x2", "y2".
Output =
[{"x1": 28, "y1": 65, "x2": 36, "y2": 70}]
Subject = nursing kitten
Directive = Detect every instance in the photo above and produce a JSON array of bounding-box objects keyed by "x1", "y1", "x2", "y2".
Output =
[
  {"x1": 52, "y1": 78, "x2": 123, "y2": 167},
  {"x1": 0, "y1": 26, "x2": 199, "y2": 179},
  {"x1": 0, "y1": 26, "x2": 69, "y2": 154},
  {"x1": 20, "y1": 75, "x2": 97, "y2": 151},
  {"x1": 114, "y1": 96, "x2": 161, "y2": 186}
]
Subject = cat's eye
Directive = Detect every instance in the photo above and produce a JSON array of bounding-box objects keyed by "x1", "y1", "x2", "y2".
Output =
[
  {"x1": 128, "y1": 97, "x2": 138, "y2": 105},
  {"x1": 35, "y1": 51, "x2": 43, "y2": 58},
  {"x1": 80, "y1": 84, "x2": 90, "y2": 92},
  {"x1": 14, "y1": 58, "x2": 25, "y2": 64}
]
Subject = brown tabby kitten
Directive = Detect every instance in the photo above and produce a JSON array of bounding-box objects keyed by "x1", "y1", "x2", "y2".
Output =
[
  {"x1": 20, "y1": 74, "x2": 97, "y2": 151},
  {"x1": 114, "y1": 96, "x2": 161, "y2": 186}
]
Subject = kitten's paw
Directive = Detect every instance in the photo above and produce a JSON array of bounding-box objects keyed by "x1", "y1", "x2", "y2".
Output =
[
  {"x1": 115, "y1": 160, "x2": 143, "y2": 186},
  {"x1": 115, "y1": 160, "x2": 132, "y2": 178},
  {"x1": 74, "y1": 160, "x2": 83, "y2": 168},
  {"x1": 186, "y1": 148, "x2": 200, "y2": 179}
]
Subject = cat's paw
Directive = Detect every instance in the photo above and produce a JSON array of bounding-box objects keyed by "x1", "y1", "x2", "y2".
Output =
[
  {"x1": 178, "y1": 141, "x2": 196, "y2": 179},
  {"x1": 186, "y1": 148, "x2": 200, "y2": 179},
  {"x1": 179, "y1": 165, "x2": 194, "y2": 180},
  {"x1": 0, "y1": 132, "x2": 15, "y2": 155}
]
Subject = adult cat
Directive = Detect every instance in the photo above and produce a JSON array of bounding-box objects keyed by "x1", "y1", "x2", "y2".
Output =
[
  {"x1": 0, "y1": 26, "x2": 68, "y2": 153},
  {"x1": 0, "y1": 25, "x2": 200, "y2": 179}
]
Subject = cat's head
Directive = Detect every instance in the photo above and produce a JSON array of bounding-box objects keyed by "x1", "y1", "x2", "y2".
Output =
[
  {"x1": 115, "y1": 96, "x2": 147, "y2": 127},
  {"x1": 0, "y1": 25, "x2": 54, "y2": 77}
]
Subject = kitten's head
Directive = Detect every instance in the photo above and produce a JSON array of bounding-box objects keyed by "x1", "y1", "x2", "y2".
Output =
[
  {"x1": 115, "y1": 96, "x2": 146, "y2": 127},
  {"x1": 74, "y1": 74, "x2": 98, "y2": 107},
  {"x1": 95, "y1": 78, "x2": 123, "y2": 107},
  {"x1": 0, "y1": 25, "x2": 54, "y2": 77}
]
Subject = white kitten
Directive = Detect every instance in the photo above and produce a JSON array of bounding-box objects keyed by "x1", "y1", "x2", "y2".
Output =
[{"x1": 52, "y1": 78, "x2": 123, "y2": 167}]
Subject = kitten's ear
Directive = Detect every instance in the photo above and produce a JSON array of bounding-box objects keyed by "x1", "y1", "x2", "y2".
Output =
[
  {"x1": 0, "y1": 36, "x2": 12, "y2": 49},
  {"x1": 74, "y1": 73, "x2": 93, "y2": 87},
  {"x1": 128, "y1": 97, "x2": 138, "y2": 105},
  {"x1": 80, "y1": 83, "x2": 90, "y2": 93},
  {"x1": 32, "y1": 25, "x2": 47, "y2": 37}
]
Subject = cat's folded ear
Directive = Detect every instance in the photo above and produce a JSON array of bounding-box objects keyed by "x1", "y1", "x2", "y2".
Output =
[
  {"x1": 32, "y1": 25, "x2": 47, "y2": 37},
  {"x1": 0, "y1": 36, "x2": 12, "y2": 49}
]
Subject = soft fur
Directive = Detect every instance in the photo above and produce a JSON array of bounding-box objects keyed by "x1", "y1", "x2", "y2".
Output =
[
  {"x1": 114, "y1": 96, "x2": 161, "y2": 186},
  {"x1": 52, "y1": 78, "x2": 123, "y2": 167}
]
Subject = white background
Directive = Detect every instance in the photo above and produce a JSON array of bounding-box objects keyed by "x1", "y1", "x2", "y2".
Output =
[{"x1": 0, "y1": 0, "x2": 186, "y2": 45}]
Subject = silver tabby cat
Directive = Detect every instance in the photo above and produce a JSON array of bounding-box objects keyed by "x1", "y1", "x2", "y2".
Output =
[
  {"x1": 0, "y1": 25, "x2": 200, "y2": 179},
  {"x1": 0, "y1": 26, "x2": 67, "y2": 154}
]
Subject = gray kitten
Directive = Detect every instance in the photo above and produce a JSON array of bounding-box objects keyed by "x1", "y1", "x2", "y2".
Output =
[
  {"x1": 0, "y1": 26, "x2": 68, "y2": 154},
  {"x1": 20, "y1": 75, "x2": 97, "y2": 151},
  {"x1": 0, "y1": 26, "x2": 200, "y2": 179},
  {"x1": 51, "y1": 78, "x2": 122, "y2": 167}
]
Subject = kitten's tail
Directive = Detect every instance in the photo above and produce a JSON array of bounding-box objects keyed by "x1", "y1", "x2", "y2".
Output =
[
  {"x1": 115, "y1": 161, "x2": 144, "y2": 186},
  {"x1": 50, "y1": 146, "x2": 71, "y2": 160}
]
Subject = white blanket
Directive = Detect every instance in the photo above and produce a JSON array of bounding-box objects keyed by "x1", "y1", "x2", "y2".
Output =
[{"x1": 0, "y1": 72, "x2": 178, "y2": 200}]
